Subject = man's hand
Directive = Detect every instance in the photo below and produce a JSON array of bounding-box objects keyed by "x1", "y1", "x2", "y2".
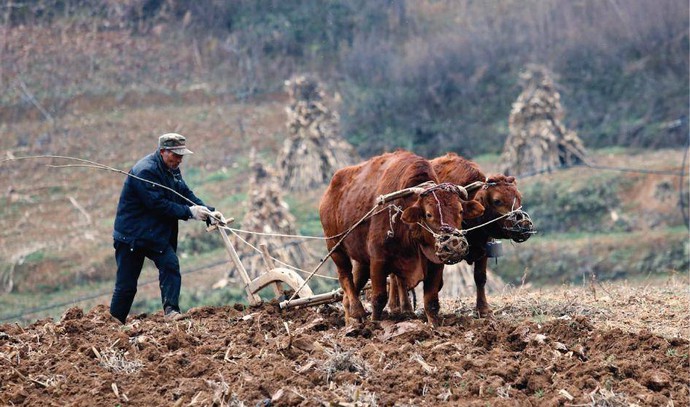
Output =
[
  {"x1": 189, "y1": 205, "x2": 212, "y2": 221},
  {"x1": 209, "y1": 211, "x2": 226, "y2": 224}
]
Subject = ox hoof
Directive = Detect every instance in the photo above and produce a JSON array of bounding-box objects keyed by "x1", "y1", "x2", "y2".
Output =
[
  {"x1": 344, "y1": 317, "x2": 360, "y2": 329},
  {"x1": 387, "y1": 306, "x2": 402, "y2": 316},
  {"x1": 349, "y1": 303, "x2": 367, "y2": 320},
  {"x1": 425, "y1": 315, "x2": 441, "y2": 328},
  {"x1": 475, "y1": 308, "x2": 494, "y2": 319}
]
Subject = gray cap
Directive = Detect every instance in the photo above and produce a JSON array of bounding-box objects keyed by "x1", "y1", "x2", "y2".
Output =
[{"x1": 158, "y1": 133, "x2": 194, "y2": 155}]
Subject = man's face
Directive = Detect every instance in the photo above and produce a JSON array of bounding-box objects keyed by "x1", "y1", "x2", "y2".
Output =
[{"x1": 160, "y1": 149, "x2": 184, "y2": 170}]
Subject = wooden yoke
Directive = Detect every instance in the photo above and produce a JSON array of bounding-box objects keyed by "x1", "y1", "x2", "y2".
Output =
[{"x1": 375, "y1": 181, "x2": 436, "y2": 205}]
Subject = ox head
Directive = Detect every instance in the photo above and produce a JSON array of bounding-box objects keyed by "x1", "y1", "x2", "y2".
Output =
[
  {"x1": 469, "y1": 175, "x2": 535, "y2": 242},
  {"x1": 400, "y1": 183, "x2": 485, "y2": 264}
]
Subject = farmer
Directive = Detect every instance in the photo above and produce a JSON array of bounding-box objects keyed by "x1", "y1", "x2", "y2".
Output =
[{"x1": 109, "y1": 133, "x2": 218, "y2": 323}]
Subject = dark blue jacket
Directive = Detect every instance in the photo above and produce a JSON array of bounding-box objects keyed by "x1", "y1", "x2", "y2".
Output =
[{"x1": 113, "y1": 151, "x2": 211, "y2": 253}]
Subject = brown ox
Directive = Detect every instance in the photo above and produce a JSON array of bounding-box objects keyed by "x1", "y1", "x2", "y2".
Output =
[
  {"x1": 319, "y1": 150, "x2": 484, "y2": 326},
  {"x1": 388, "y1": 152, "x2": 535, "y2": 317}
]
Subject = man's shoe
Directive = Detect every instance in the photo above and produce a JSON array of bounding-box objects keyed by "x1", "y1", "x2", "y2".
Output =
[{"x1": 164, "y1": 307, "x2": 187, "y2": 321}]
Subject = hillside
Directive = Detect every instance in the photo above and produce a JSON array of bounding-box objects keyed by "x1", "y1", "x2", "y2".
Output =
[
  {"x1": 1, "y1": 4, "x2": 686, "y2": 313},
  {"x1": 2, "y1": 1, "x2": 687, "y2": 155},
  {"x1": 0, "y1": 87, "x2": 686, "y2": 324}
]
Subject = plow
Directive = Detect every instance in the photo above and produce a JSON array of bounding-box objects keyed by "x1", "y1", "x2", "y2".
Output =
[{"x1": 207, "y1": 215, "x2": 355, "y2": 310}]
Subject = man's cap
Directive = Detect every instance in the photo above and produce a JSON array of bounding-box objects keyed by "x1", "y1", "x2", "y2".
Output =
[{"x1": 158, "y1": 133, "x2": 194, "y2": 155}]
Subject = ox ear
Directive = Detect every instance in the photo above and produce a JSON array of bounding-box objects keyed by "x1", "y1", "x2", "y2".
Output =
[
  {"x1": 462, "y1": 200, "x2": 485, "y2": 220},
  {"x1": 401, "y1": 205, "x2": 424, "y2": 224}
]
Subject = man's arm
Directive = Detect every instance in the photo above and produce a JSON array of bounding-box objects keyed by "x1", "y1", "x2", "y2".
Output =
[
  {"x1": 178, "y1": 178, "x2": 214, "y2": 211},
  {"x1": 132, "y1": 168, "x2": 194, "y2": 219}
]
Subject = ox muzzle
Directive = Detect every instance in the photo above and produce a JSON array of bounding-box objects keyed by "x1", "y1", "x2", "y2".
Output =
[
  {"x1": 434, "y1": 226, "x2": 469, "y2": 264},
  {"x1": 503, "y1": 209, "x2": 536, "y2": 243}
]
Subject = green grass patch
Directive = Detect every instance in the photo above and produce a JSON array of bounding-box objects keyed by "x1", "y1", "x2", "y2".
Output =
[
  {"x1": 204, "y1": 168, "x2": 234, "y2": 183},
  {"x1": 23, "y1": 250, "x2": 47, "y2": 263},
  {"x1": 494, "y1": 228, "x2": 689, "y2": 285},
  {"x1": 521, "y1": 172, "x2": 631, "y2": 234}
]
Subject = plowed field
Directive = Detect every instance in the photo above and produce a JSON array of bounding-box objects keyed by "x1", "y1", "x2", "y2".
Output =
[{"x1": 1, "y1": 281, "x2": 688, "y2": 406}]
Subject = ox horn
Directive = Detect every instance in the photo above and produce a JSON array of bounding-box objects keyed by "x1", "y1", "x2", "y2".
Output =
[
  {"x1": 455, "y1": 185, "x2": 468, "y2": 200},
  {"x1": 464, "y1": 181, "x2": 485, "y2": 194}
]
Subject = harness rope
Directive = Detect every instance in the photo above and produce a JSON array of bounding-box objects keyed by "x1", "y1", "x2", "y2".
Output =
[
  {"x1": 284, "y1": 203, "x2": 384, "y2": 305},
  {"x1": 224, "y1": 227, "x2": 338, "y2": 280},
  {"x1": 462, "y1": 207, "x2": 524, "y2": 233},
  {"x1": 4, "y1": 155, "x2": 199, "y2": 206},
  {"x1": 227, "y1": 228, "x2": 330, "y2": 240},
  {"x1": 431, "y1": 190, "x2": 445, "y2": 228}
]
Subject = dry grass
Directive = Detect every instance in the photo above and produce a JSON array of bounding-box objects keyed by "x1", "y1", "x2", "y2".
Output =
[
  {"x1": 331, "y1": 383, "x2": 379, "y2": 406},
  {"x1": 200, "y1": 373, "x2": 247, "y2": 407},
  {"x1": 442, "y1": 274, "x2": 689, "y2": 339},
  {"x1": 587, "y1": 387, "x2": 635, "y2": 407},
  {"x1": 92, "y1": 346, "x2": 143, "y2": 374},
  {"x1": 320, "y1": 336, "x2": 368, "y2": 383}
]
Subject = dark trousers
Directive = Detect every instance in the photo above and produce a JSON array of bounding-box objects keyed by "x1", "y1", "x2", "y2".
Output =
[{"x1": 109, "y1": 241, "x2": 181, "y2": 324}]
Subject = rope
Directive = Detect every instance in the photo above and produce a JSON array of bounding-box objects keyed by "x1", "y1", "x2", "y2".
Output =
[
  {"x1": 431, "y1": 190, "x2": 446, "y2": 228},
  {"x1": 415, "y1": 206, "x2": 524, "y2": 236},
  {"x1": 387, "y1": 204, "x2": 403, "y2": 237},
  {"x1": 1, "y1": 155, "x2": 198, "y2": 206},
  {"x1": 227, "y1": 227, "x2": 329, "y2": 240},
  {"x1": 462, "y1": 207, "x2": 524, "y2": 233},
  {"x1": 416, "y1": 221, "x2": 436, "y2": 236},
  {"x1": 228, "y1": 203, "x2": 398, "y2": 242},
  {"x1": 284, "y1": 202, "x2": 385, "y2": 306},
  {"x1": 224, "y1": 227, "x2": 338, "y2": 280}
]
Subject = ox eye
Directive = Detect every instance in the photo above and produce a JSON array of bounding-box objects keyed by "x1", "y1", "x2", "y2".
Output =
[
  {"x1": 425, "y1": 212, "x2": 433, "y2": 219},
  {"x1": 493, "y1": 199, "x2": 502, "y2": 206}
]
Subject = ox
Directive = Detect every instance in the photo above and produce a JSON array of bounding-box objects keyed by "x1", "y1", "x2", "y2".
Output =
[
  {"x1": 388, "y1": 152, "x2": 535, "y2": 317},
  {"x1": 319, "y1": 150, "x2": 484, "y2": 326}
]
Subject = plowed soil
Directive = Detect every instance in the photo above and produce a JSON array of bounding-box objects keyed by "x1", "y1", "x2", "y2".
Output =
[{"x1": 1, "y1": 286, "x2": 688, "y2": 407}]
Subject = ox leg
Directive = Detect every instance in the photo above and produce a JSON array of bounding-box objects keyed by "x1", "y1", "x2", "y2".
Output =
[
  {"x1": 474, "y1": 256, "x2": 493, "y2": 318},
  {"x1": 387, "y1": 274, "x2": 412, "y2": 315},
  {"x1": 352, "y1": 261, "x2": 370, "y2": 311},
  {"x1": 331, "y1": 251, "x2": 366, "y2": 321},
  {"x1": 423, "y1": 263, "x2": 444, "y2": 327},
  {"x1": 352, "y1": 261, "x2": 370, "y2": 293},
  {"x1": 369, "y1": 260, "x2": 389, "y2": 321},
  {"x1": 387, "y1": 275, "x2": 402, "y2": 314},
  {"x1": 398, "y1": 278, "x2": 413, "y2": 313},
  {"x1": 392, "y1": 275, "x2": 413, "y2": 313}
]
